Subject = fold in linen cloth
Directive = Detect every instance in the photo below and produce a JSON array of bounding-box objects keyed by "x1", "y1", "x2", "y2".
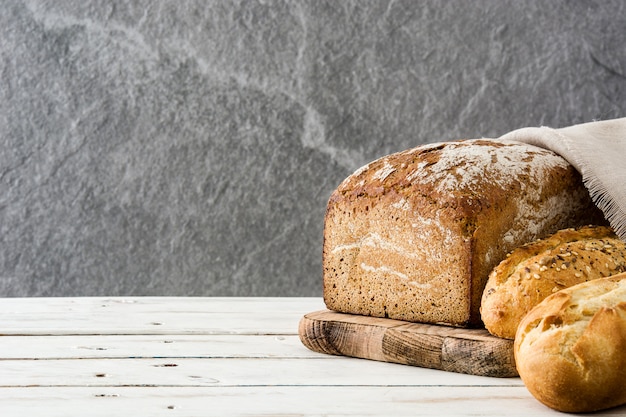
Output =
[{"x1": 498, "y1": 117, "x2": 626, "y2": 241}]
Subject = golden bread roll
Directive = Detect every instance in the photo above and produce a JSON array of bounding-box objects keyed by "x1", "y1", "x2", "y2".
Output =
[
  {"x1": 514, "y1": 273, "x2": 626, "y2": 412},
  {"x1": 481, "y1": 225, "x2": 626, "y2": 338}
]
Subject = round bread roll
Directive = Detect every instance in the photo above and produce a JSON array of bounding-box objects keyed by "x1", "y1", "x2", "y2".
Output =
[
  {"x1": 514, "y1": 273, "x2": 626, "y2": 413},
  {"x1": 481, "y1": 225, "x2": 626, "y2": 339}
]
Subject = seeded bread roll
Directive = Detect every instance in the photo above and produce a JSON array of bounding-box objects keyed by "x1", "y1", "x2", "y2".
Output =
[
  {"x1": 323, "y1": 139, "x2": 606, "y2": 327},
  {"x1": 481, "y1": 225, "x2": 626, "y2": 339},
  {"x1": 514, "y1": 274, "x2": 626, "y2": 413}
]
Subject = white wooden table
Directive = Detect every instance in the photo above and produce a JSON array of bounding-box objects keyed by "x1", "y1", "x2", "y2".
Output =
[{"x1": 0, "y1": 297, "x2": 623, "y2": 416}]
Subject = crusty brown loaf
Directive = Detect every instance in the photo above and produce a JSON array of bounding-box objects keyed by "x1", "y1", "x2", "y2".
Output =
[
  {"x1": 323, "y1": 139, "x2": 606, "y2": 327},
  {"x1": 481, "y1": 225, "x2": 626, "y2": 339},
  {"x1": 514, "y1": 274, "x2": 626, "y2": 413}
]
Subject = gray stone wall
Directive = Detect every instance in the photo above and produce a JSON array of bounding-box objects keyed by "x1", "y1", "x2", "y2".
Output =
[{"x1": 1, "y1": 0, "x2": 625, "y2": 297}]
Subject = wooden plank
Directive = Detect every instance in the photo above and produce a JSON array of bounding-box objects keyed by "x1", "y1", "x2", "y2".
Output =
[
  {"x1": 0, "y1": 311, "x2": 301, "y2": 335},
  {"x1": 0, "y1": 357, "x2": 524, "y2": 388},
  {"x1": 299, "y1": 310, "x2": 517, "y2": 377},
  {"x1": 0, "y1": 297, "x2": 326, "y2": 336},
  {"x1": 0, "y1": 335, "x2": 327, "y2": 360},
  {"x1": 0, "y1": 297, "x2": 325, "y2": 314},
  {"x1": 0, "y1": 386, "x2": 604, "y2": 417}
]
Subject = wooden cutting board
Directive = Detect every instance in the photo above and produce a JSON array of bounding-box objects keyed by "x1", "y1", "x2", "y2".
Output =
[{"x1": 299, "y1": 310, "x2": 517, "y2": 378}]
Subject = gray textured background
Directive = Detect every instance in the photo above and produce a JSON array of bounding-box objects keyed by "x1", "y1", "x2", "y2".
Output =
[{"x1": 1, "y1": 0, "x2": 625, "y2": 297}]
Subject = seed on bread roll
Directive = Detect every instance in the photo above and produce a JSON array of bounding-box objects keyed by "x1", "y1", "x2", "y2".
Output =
[
  {"x1": 480, "y1": 225, "x2": 626, "y2": 339},
  {"x1": 514, "y1": 274, "x2": 626, "y2": 413}
]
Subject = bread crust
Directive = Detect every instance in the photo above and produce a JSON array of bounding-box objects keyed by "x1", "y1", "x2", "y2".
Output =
[
  {"x1": 323, "y1": 139, "x2": 606, "y2": 326},
  {"x1": 481, "y1": 225, "x2": 626, "y2": 339},
  {"x1": 514, "y1": 274, "x2": 626, "y2": 412}
]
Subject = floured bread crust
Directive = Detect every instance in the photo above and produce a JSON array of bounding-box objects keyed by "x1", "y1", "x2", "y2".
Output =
[
  {"x1": 515, "y1": 274, "x2": 626, "y2": 413},
  {"x1": 323, "y1": 139, "x2": 606, "y2": 327},
  {"x1": 481, "y1": 225, "x2": 626, "y2": 338}
]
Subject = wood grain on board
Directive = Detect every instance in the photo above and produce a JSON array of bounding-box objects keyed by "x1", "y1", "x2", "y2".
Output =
[{"x1": 299, "y1": 310, "x2": 517, "y2": 377}]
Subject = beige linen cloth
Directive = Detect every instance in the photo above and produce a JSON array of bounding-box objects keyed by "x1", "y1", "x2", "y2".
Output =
[{"x1": 498, "y1": 117, "x2": 626, "y2": 241}]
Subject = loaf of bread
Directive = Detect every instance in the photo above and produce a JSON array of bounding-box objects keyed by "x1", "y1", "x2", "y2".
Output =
[
  {"x1": 481, "y1": 225, "x2": 626, "y2": 338},
  {"x1": 514, "y1": 273, "x2": 626, "y2": 413},
  {"x1": 323, "y1": 139, "x2": 606, "y2": 327}
]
